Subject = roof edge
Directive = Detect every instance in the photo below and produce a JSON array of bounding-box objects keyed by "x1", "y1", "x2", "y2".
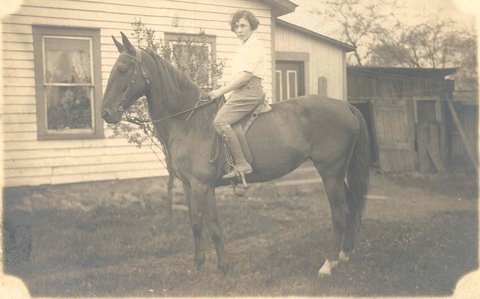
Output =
[
  {"x1": 276, "y1": 19, "x2": 355, "y2": 52},
  {"x1": 260, "y1": 0, "x2": 297, "y2": 17},
  {"x1": 348, "y1": 66, "x2": 458, "y2": 77}
]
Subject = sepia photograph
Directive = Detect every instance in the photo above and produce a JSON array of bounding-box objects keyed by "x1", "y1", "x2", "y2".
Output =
[{"x1": 1, "y1": 0, "x2": 478, "y2": 298}]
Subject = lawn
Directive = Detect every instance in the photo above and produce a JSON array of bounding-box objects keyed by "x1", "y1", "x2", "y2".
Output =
[{"x1": 3, "y1": 170, "x2": 478, "y2": 297}]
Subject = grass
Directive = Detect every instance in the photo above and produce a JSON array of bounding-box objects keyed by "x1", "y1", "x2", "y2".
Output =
[{"x1": 3, "y1": 171, "x2": 478, "y2": 297}]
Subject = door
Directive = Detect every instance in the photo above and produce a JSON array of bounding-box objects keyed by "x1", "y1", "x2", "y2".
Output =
[
  {"x1": 415, "y1": 98, "x2": 446, "y2": 173},
  {"x1": 275, "y1": 61, "x2": 305, "y2": 101},
  {"x1": 372, "y1": 98, "x2": 415, "y2": 172}
]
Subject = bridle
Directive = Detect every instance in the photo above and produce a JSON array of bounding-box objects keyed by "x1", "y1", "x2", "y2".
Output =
[{"x1": 117, "y1": 48, "x2": 151, "y2": 113}]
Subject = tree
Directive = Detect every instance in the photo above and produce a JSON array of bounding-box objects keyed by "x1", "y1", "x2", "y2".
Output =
[
  {"x1": 368, "y1": 19, "x2": 478, "y2": 90},
  {"x1": 317, "y1": 0, "x2": 477, "y2": 90},
  {"x1": 315, "y1": 0, "x2": 399, "y2": 66}
]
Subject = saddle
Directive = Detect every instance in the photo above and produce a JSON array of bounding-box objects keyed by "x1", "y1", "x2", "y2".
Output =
[{"x1": 209, "y1": 94, "x2": 272, "y2": 174}]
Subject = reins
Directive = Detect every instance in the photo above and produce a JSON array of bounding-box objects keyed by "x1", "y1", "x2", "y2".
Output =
[
  {"x1": 152, "y1": 96, "x2": 216, "y2": 124},
  {"x1": 126, "y1": 96, "x2": 217, "y2": 149}
]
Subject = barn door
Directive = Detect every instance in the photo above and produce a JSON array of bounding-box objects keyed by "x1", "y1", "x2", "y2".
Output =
[
  {"x1": 275, "y1": 61, "x2": 304, "y2": 101},
  {"x1": 372, "y1": 99, "x2": 415, "y2": 172}
]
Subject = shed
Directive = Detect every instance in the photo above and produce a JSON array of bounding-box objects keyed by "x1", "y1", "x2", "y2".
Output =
[
  {"x1": 346, "y1": 66, "x2": 476, "y2": 173},
  {"x1": 1, "y1": 0, "x2": 351, "y2": 187}
]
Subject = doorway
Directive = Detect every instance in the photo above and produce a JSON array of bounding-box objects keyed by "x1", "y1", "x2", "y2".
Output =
[{"x1": 275, "y1": 61, "x2": 305, "y2": 102}]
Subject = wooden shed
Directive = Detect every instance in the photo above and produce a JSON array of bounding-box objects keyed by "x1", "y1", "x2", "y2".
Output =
[
  {"x1": 2, "y1": 0, "x2": 353, "y2": 187},
  {"x1": 347, "y1": 66, "x2": 476, "y2": 173}
]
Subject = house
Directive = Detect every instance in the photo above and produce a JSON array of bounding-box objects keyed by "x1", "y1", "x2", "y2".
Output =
[
  {"x1": 2, "y1": 0, "x2": 352, "y2": 187},
  {"x1": 274, "y1": 19, "x2": 354, "y2": 101},
  {"x1": 347, "y1": 66, "x2": 478, "y2": 173}
]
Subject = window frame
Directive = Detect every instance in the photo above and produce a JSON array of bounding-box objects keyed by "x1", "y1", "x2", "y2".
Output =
[
  {"x1": 164, "y1": 32, "x2": 217, "y2": 90},
  {"x1": 32, "y1": 26, "x2": 104, "y2": 140}
]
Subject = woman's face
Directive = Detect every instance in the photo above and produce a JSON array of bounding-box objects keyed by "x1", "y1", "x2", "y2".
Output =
[{"x1": 234, "y1": 17, "x2": 253, "y2": 42}]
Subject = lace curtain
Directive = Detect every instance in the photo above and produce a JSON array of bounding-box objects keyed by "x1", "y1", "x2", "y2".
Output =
[
  {"x1": 44, "y1": 38, "x2": 93, "y2": 131},
  {"x1": 45, "y1": 41, "x2": 91, "y2": 84}
]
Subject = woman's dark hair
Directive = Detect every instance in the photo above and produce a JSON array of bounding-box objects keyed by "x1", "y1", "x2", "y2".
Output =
[{"x1": 230, "y1": 10, "x2": 260, "y2": 32}]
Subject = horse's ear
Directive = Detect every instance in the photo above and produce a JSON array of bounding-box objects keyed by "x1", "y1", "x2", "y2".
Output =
[
  {"x1": 120, "y1": 31, "x2": 135, "y2": 55},
  {"x1": 112, "y1": 35, "x2": 125, "y2": 53}
]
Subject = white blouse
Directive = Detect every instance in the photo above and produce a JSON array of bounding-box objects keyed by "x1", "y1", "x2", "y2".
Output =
[{"x1": 231, "y1": 33, "x2": 267, "y2": 80}]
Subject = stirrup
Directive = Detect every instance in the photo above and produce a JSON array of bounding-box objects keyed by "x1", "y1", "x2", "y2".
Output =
[{"x1": 223, "y1": 166, "x2": 252, "y2": 188}]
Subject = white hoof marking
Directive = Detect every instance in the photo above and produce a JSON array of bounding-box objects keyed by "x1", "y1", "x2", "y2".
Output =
[
  {"x1": 339, "y1": 250, "x2": 350, "y2": 262},
  {"x1": 318, "y1": 259, "x2": 338, "y2": 276}
]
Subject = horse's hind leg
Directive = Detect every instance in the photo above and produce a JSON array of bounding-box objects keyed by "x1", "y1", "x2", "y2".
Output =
[
  {"x1": 340, "y1": 182, "x2": 357, "y2": 262},
  {"x1": 315, "y1": 165, "x2": 349, "y2": 276}
]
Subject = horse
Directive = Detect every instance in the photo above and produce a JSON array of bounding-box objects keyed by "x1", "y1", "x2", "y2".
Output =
[{"x1": 101, "y1": 32, "x2": 370, "y2": 276}]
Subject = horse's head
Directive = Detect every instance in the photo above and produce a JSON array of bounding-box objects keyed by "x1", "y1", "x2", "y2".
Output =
[{"x1": 101, "y1": 32, "x2": 150, "y2": 124}]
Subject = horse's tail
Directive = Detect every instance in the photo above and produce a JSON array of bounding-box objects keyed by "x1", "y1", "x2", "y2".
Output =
[{"x1": 346, "y1": 105, "x2": 370, "y2": 231}]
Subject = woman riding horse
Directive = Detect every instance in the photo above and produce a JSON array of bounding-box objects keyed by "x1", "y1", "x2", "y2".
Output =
[
  {"x1": 209, "y1": 10, "x2": 268, "y2": 182},
  {"x1": 101, "y1": 27, "x2": 370, "y2": 277}
]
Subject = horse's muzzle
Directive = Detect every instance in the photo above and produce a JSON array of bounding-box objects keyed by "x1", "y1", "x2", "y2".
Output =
[{"x1": 101, "y1": 109, "x2": 118, "y2": 124}]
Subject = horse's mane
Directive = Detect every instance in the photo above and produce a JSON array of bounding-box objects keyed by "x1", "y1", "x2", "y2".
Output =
[{"x1": 144, "y1": 48, "x2": 218, "y2": 136}]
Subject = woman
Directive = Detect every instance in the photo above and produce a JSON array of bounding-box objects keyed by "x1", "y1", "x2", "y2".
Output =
[{"x1": 209, "y1": 10, "x2": 267, "y2": 180}]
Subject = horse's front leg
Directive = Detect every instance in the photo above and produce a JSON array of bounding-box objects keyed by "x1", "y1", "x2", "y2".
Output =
[
  {"x1": 183, "y1": 182, "x2": 205, "y2": 270},
  {"x1": 203, "y1": 185, "x2": 229, "y2": 273},
  {"x1": 186, "y1": 180, "x2": 229, "y2": 273}
]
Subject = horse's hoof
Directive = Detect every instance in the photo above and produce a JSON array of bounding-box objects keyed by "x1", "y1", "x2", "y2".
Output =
[
  {"x1": 339, "y1": 250, "x2": 350, "y2": 262},
  {"x1": 317, "y1": 269, "x2": 332, "y2": 278},
  {"x1": 218, "y1": 262, "x2": 230, "y2": 276},
  {"x1": 318, "y1": 259, "x2": 338, "y2": 277},
  {"x1": 195, "y1": 256, "x2": 206, "y2": 271}
]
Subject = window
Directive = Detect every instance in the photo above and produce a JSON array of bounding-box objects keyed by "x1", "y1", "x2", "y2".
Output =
[
  {"x1": 33, "y1": 26, "x2": 103, "y2": 140},
  {"x1": 164, "y1": 33, "x2": 216, "y2": 91}
]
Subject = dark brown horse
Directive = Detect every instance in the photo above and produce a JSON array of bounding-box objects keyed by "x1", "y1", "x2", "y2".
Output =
[{"x1": 101, "y1": 32, "x2": 370, "y2": 276}]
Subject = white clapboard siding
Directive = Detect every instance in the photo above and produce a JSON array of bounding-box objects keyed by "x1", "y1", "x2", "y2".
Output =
[
  {"x1": 49, "y1": 168, "x2": 168, "y2": 185},
  {"x1": 2, "y1": 96, "x2": 36, "y2": 105},
  {"x1": 2, "y1": 68, "x2": 34, "y2": 78},
  {"x1": 3, "y1": 41, "x2": 34, "y2": 51},
  {"x1": 3, "y1": 152, "x2": 162, "y2": 170},
  {"x1": 2, "y1": 104, "x2": 36, "y2": 114},
  {"x1": 4, "y1": 144, "x2": 161, "y2": 160},
  {"x1": 2, "y1": 114, "x2": 37, "y2": 124},
  {"x1": 275, "y1": 22, "x2": 346, "y2": 100},
  {"x1": 3, "y1": 123, "x2": 37, "y2": 132},
  {"x1": 2, "y1": 33, "x2": 34, "y2": 43},
  {"x1": 2, "y1": 0, "x2": 273, "y2": 187},
  {"x1": 4, "y1": 77, "x2": 35, "y2": 86},
  {"x1": 2, "y1": 60, "x2": 34, "y2": 70}
]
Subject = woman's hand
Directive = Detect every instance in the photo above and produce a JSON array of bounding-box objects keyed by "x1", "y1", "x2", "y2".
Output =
[
  {"x1": 209, "y1": 72, "x2": 252, "y2": 99},
  {"x1": 209, "y1": 89, "x2": 224, "y2": 100}
]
